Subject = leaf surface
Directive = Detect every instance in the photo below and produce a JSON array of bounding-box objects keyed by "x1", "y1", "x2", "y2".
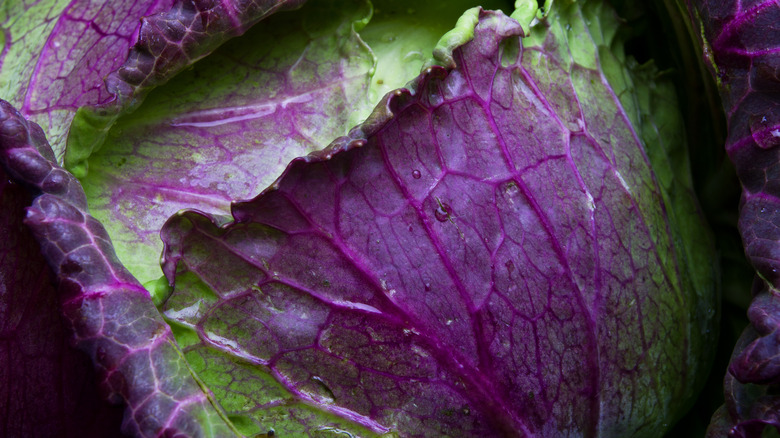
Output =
[
  {"x1": 75, "y1": 0, "x2": 515, "y2": 286},
  {"x1": 161, "y1": 6, "x2": 717, "y2": 436},
  {"x1": 0, "y1": 99, "x2": 238, "y2": 437},
  {"x1": 0, "y1": 0, "x2": 176, "y2": 158},
  {"x1": 0, "y1": 164, "x2": 125, "y2": 437},
  {"x1": 64, "y1": 0, "x2": 307, "y2": 174},
  {"x1": 676, "y1": 0, "x2": 780, "y2": 434},
  {"x1": 78, "y1": 0, "x2": 375, "y2": 285}
]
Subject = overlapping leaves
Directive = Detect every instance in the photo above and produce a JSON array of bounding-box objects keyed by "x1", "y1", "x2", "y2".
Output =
[{"x1": 159, "y1": 5, "x2": 716, "y2": 436}]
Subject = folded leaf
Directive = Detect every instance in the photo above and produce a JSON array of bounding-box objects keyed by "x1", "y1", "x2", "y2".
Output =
[
  {"x1": 0, "y1": 99, "x2": 238, "y2": 437},
  {"x1": 71, "y1": 0, "x2": 514, "y2": 288},
  {"x1": 675, "y1": 0, "x2": 780, "y2": 434},
  {"x1": 64, "y1": 0, "x2": 307, "y2": 176},
  {"x1": 0, "y1": 0, "x2": 176, "y2": 159},
  {"x1": 77, "y1": 0, "x2": 375, "y2": 285},
  {"x1": 0, "y1": 165, "x2": 125, "y2": 437}
]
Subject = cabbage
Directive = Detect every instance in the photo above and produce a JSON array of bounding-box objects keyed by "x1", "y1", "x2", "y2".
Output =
[{"x1": 0, "y1": 0, "x2": 734, "y2": 436}]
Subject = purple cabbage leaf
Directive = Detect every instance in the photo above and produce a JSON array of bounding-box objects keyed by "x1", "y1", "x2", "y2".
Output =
[
  {"x1": 0, "y1": 0, "x2": 727, "y2": 435},
  {"x1": 0, "y1": 165, "x2": 124, "y2": 437},
  {"x1": 72, "y1": 0, "x2": 377, "y2": 286},
  {"x1": 671, "y1": 0, "x2": 780, "y2": 435},
  {"x1": 0, "y1": 100, "x2": 240, "y2": 436},
  {"x1": 158, "y1": 3, "x2": 717, "y2": 436},
  {"x1": 67, "y1": 0, "x2": 514, "y2": 289},
  {"x1": 62, "y1": 0, "x2": 307, "y2": 176},
  {"x1": 0, "y1": 0, "x2": 176, "y2": 159},
  {"x1": 2, "y1": 0, "x2": 523, "y2": 435}
]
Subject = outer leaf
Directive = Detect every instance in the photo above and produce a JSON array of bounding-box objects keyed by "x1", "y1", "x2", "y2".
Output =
[
  {"x1": 0, "y1": 165, "x2": 125, "y2": 437},
  {"x1": 0, "y1": 0, "x2": 176, "y2": 158},
  {"x1": 78, "y1": 0, "x2": 375, "y2": 286},
  {"x1": 64, "y1": 0, "x2": 307, "y2": 176},
  {"x1": 676, "y1": 0, "x2": 780, "y2": 434},
  {"x1": 160, "y1": 5, "x2": 716, "y2": 436},
  {"x1": 0, "y1": 99, "x2": 238, "y2": 437},
  {"x1": 74, "y1": 0, "x2": 515, "y2": 287}
]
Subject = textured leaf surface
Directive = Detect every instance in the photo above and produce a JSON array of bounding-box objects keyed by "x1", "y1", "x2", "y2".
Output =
[
  {"x1": 161, "y1": 6, "x2": 716, "y2": 436},
  {"x1": 79, "y1": 0, "x2": 375, "y2": 285},
  {"x1": 677, "y1": 0, "x2": 780, "y2": 434},
  {"x1": 64, "y1": 0, "x2": 306, "y2": 175},
  {"x1": 74, "y1": 0, "x2": 515, "y2": 287},
  {"x1": 0, "y1": 0, "x2": 175, "y2": 158},
  {"x1": 0, "y1": 99, "x2": 237, "y2": 437},
  {"x1": 0, "y1": 165, "x2": 125, "y2": 437}
]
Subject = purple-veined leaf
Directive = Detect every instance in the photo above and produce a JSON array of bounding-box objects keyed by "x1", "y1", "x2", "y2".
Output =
[
  {"x1": 1, "y1": 0, "x2": 308, "y2": 164},
  {"x1": 0, "y1": 0, "x2": 176, "y2": 158},
  {"x1": 76, "y1": 0, "x2": 376, "y2": 286},
  {"x1": 160, "y1": 6, "x2": 717, "y2": 436},
  {"x1": 676, "y1": 0, "x2": 780, "y2": 434},
  {"x1": 64, "y1": 0, "x2": 307, "y2": 175},
  {"x1": 0, "y1": 165, "x2": 125, "y2": 437},
  {"x1": 70, "y1": 0, "x2": 515, "y2": 288},
  {"x1": 0, "y1": 99, "x2": 239, "y2": 437}
]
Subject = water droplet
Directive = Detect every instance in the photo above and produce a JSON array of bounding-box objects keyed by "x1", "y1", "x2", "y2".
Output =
[
  {"x1": 424, "y1": 282, "x2": 431, "y2": 292},
  {"x1": 412, "y1": 169, "x2": 421, "y2": 179},
  {"x1": 403, "y1": 50, "x2": 424, "y2": 63},
  {"x1": 316, "y1": 427, "x2": 354, "y2": 437},
  {"x1": 750, "y1": 115, "x2": 780, "y2": 149},
  {"x1": 503, "y1": 181, "x2": 520, "y2": 197},
  {"x1": 585, "y1": 191, "x2": 596, "y2": 211},
  {"x1": 761, "y1": 207, "x2": 767, "y2": 213},
  {"x1": 311, "y1": 376, "x2": 336, "y2": 401},
  {"x1": 434, "y1": 201, "x2": 452, "y2": 222}
]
